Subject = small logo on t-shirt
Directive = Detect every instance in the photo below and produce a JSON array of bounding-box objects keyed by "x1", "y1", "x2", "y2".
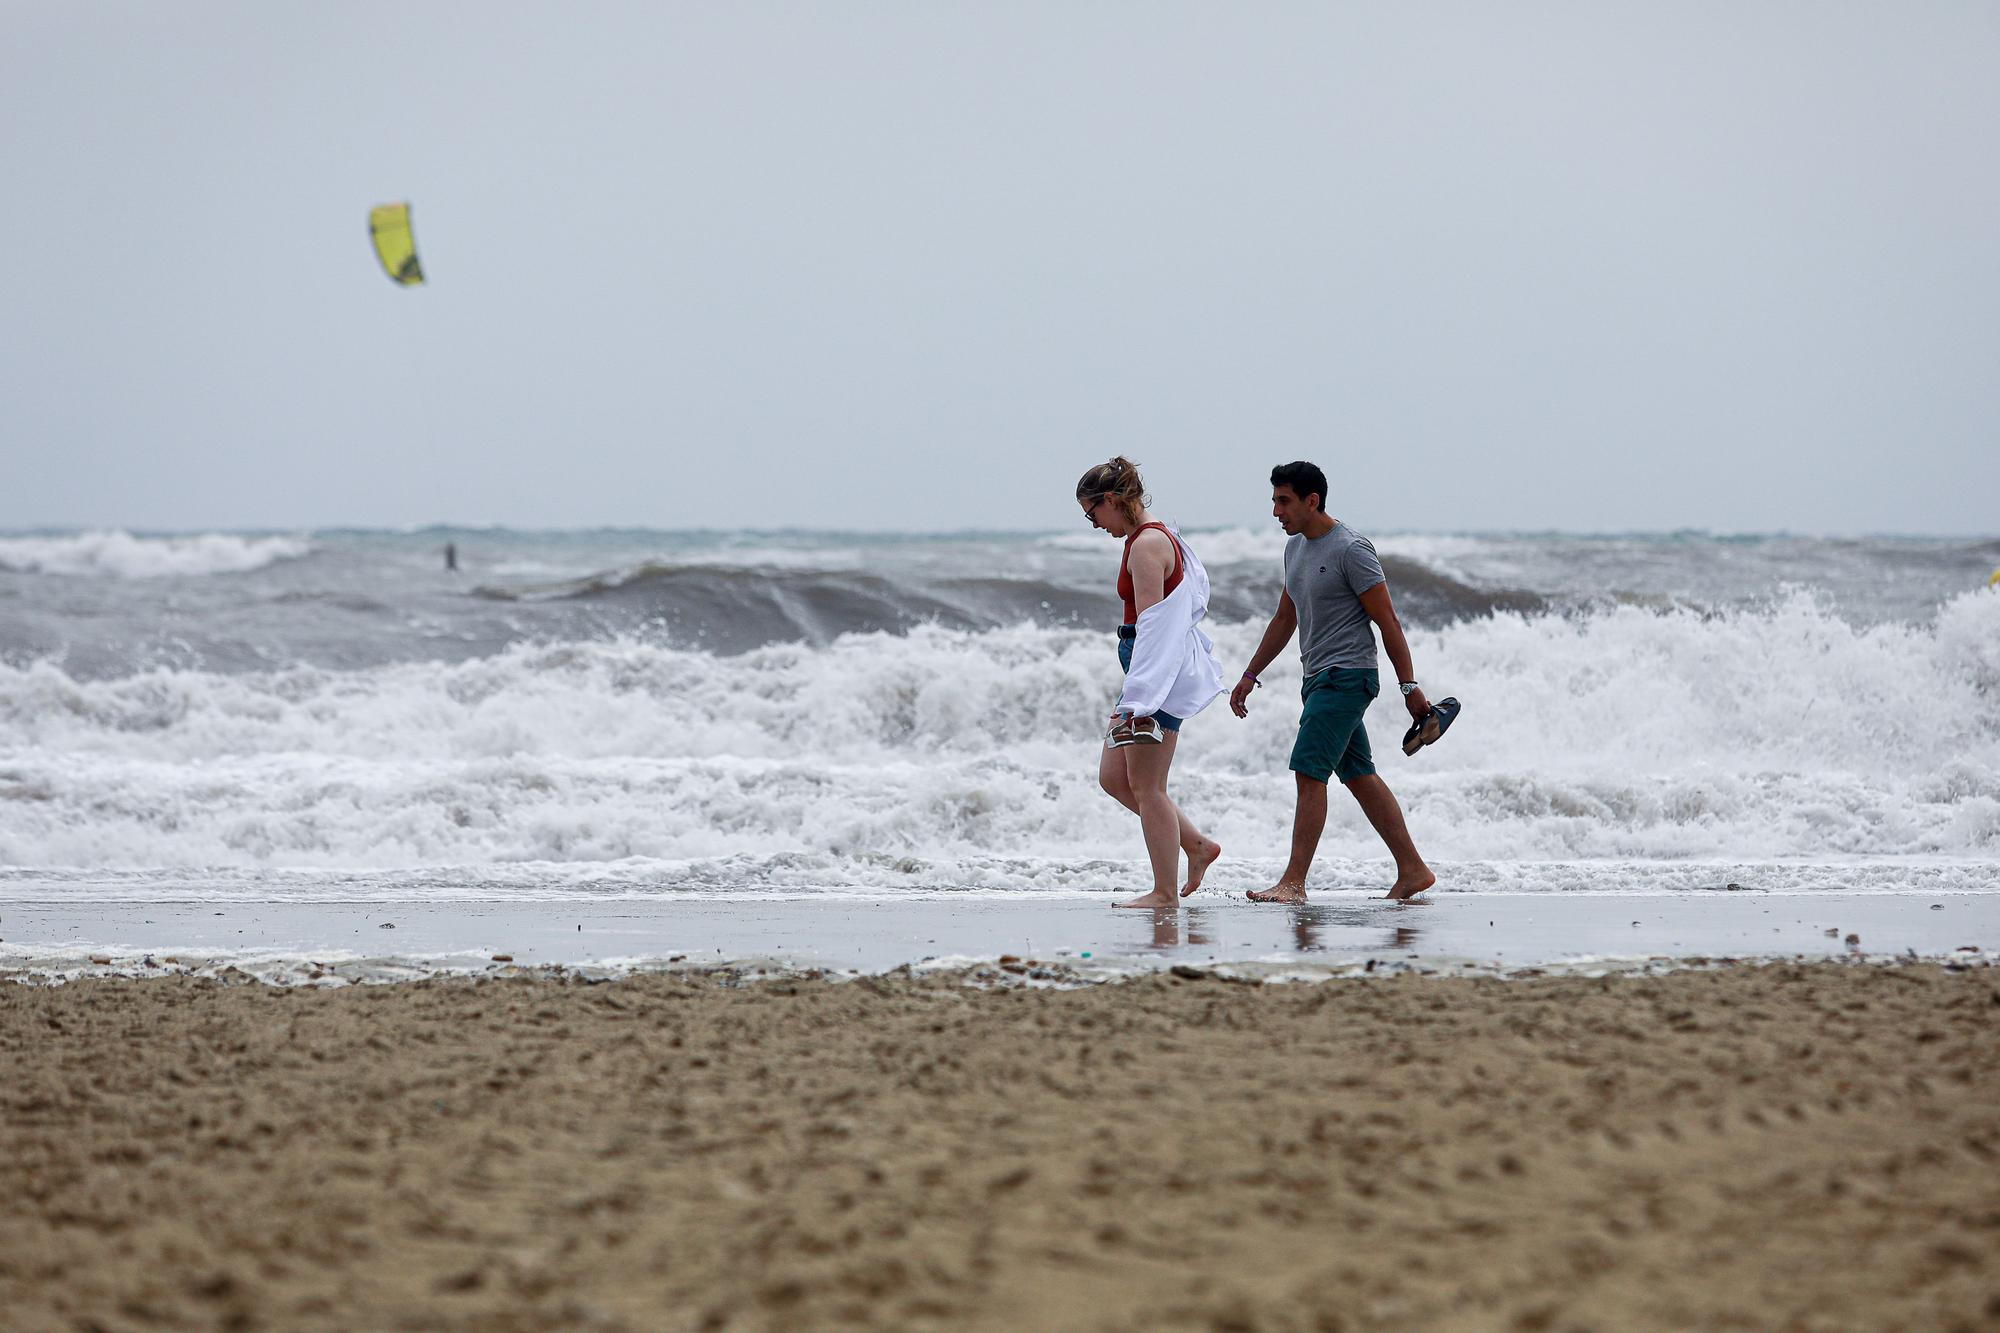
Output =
[{"x1": 1318, "y1": 566, "x2": 1326, "y2": 574}]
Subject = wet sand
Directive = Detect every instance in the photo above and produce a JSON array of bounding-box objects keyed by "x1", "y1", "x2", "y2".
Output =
[
  {"x1": 7, "y1": 890, "x2": 1997, "y2": 981},
  {"x1": 3, "y1": 963, "x2": 1996, "y2": 1331}
]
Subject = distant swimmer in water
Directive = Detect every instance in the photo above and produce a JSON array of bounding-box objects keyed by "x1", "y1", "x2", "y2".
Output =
[
  {"x1": 444, "y1": 542, "x2": 457, "y2": 572},
  {"x1": 1076, "y1": 456, "x2": 1227, "y2": 910},
  {"x1": 1230, "y1": 461, "x2": 1441, "y2": 902}
]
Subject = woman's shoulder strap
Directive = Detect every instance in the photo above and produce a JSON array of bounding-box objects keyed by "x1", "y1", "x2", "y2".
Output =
[{"x1": 1131, "y1": 522, "x2": 1184, "y2": 576}]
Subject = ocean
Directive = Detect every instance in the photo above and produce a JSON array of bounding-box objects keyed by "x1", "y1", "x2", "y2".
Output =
[{"x1": 2, "y1": 525, "x2": 1995, "y2": 920}]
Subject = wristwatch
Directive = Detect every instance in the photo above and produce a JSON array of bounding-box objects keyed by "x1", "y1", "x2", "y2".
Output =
[{"x1": 1399, "y1": 680, "x2": 1420, "y2": 697}]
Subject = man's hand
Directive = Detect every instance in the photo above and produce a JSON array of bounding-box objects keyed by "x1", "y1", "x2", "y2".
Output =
[
  {"x1": 1404, "y1": 687, "x2": 1430, "y2": 722},
  {"x1": 1230, "y1": 674, "x2": 1259, "y2": 718}
]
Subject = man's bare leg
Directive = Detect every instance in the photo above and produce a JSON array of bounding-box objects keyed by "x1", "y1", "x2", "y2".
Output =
[
  {"x1": 1098, "y1": 739, "x2": 1220, "y2": 901},
  {"x1": 1113, "y1": 734, "x2": 1191, "y2": 909},
  {"x1": 1249, "y1": 772, "x2": 1326, "y2": 903},
  {"x1": 1345, "y1": 773, "x2": 1435, "y2": 900}
]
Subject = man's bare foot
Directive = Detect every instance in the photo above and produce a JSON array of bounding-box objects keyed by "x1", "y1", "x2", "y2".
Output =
[
  {"x1": 1180, "y1": 839, "x2": 1222, "y2": 898},
  {"x1": 1383, "y1": 868, "x2": 1436, "y2": 901},
  {"x1": 1247, "y1": 882, "x2": 1307, "y2": 904},
  {"x1": 1114, "y1": 889, "x2": 1181, "y2": 910}
]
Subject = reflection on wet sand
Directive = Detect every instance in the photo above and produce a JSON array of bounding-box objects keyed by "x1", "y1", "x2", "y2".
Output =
[
  {"x1": 1123, "y1": 903, "x2": 1425, "y2": 958},
  {"x1": 1144, "y1": 908, "x2": 1213, "y2": 951},
  {"x1": 1289, "y1": 903, "x2": 1424, "y2": 954}
]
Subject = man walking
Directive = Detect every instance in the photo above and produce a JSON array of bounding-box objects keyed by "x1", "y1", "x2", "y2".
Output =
[{"x1": 1231, "y1": 462, "x2": 1435, "y2": 902}]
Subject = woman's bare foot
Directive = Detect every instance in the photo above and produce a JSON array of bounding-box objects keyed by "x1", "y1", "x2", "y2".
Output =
[
  {"x1": 1247, "y1": 881, "x2": 1307, "y2": 904},
  {"x1": 1383, "y1": 868, "x2": 1436, "y2": 901},
  {"x1": 1114, "y1": 889, "x2": 1181, "y2": 910},
  {"x1": 1180, "y1": 839, "x2": 1222, "y2": 898}
]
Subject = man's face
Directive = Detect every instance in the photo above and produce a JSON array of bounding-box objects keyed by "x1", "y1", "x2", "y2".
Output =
[{"x1": 1271, "y1": 484, "x2": 1318, "y2": 535}]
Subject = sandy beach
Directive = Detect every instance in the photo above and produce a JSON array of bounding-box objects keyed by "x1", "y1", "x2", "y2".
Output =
[{"x1": 4, "y1": 962, "x2": 1995, "y2": 1331}]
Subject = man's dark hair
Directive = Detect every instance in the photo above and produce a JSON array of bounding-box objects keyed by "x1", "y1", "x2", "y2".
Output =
[{"x1": 1270, "y1": 461, "x2": 1328, "y2": 513}]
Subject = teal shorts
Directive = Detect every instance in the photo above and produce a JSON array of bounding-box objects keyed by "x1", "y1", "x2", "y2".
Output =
[{"x1": 1289, "y1": 667, "x2": 1378, "y2": 784}]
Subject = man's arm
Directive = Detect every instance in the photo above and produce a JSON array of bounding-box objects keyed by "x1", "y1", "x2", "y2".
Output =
[
  {"x1": 1230, "y1": 589, "x2": 1298, "y2": 717},
  {"x1": 1358, "y1": 583, "x2": 1429, "y2": 720}
]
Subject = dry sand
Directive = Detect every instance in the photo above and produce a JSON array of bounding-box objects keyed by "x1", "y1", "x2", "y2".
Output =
[{"x1": 3, "y1": 963, "x2": 1996, "y2": 1332}]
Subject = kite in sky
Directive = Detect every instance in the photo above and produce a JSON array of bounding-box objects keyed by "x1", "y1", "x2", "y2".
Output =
[{"x1": 368, "y1": 202, "x2": 425, "y2": 286}]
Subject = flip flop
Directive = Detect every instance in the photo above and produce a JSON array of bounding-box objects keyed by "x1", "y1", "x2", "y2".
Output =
[
  {"x1": 1401, "y1": 697, "x2": 1461, "y2": 756},
  {"x1": 1106, "y1": 714, "x2": 1166, "y2": 749}
]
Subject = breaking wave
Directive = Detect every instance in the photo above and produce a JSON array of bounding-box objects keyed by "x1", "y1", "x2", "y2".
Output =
[
  {"x1": 1, "y1": 589, "x2": 1994, "y2": 878},
  {"x1": 461, "y1": 555, "x2": 1539, "y2": 652},
  {"x1": 0, "y1": 531, "x2": 309, "y2": 579}
]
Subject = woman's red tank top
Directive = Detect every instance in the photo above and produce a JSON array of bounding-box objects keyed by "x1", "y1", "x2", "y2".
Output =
[{"x1": 1117, "y1": 522, "x2": 1185, "y2": 624}]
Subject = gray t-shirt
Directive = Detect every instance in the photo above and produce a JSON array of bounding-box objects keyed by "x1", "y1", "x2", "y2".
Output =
[{"x1": 1283, "y1": 523, "x2": 1386, "y2": 673}]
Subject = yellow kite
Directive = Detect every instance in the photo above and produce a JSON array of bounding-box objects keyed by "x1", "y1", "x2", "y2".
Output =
[{"x1": 368, "y1": 202, "x2": 425, "y2": 286}]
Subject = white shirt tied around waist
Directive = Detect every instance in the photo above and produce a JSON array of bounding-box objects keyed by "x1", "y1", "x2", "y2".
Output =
[{"x1": 1117, "y1": 527, "x2": 1226, "y2": 722}]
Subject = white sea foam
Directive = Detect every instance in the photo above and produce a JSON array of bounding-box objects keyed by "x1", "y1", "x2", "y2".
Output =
[
  {"x1": 0, "y1": 531, "x2": 309, "y2": 578},
  {"x1": 1042, "y1": 525, "x2": 1289, "y2": 564},
  {"x1": 1370, "y1": 533, "x2": 1500, "y2": 579},
  {"x1": 1169, "y1": 526, "x2": 1288, "y2": 566},
  {"x1": 484, "y1": 546, "x2": 861, "y2": 580},
  {"x1": 1, "y1": 590, "x2": 1995, "y2": 877},
  {"x1": 1046, "y1": 525, "x2": 1499, "y2": 575}
]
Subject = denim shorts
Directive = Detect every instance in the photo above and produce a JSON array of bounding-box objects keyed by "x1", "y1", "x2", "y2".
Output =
[
  {"x1": 1289, "y1": 667, "x2": 1377, "y2": 783},
  {"x1": 1116, "y1": 633, "x2": 1183, "y2": 732}
]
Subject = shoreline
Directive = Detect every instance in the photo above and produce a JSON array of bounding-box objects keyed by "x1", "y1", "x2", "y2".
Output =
[
  {"x1": 4, "y1": 890, "x2": 1995, "y2": 986},
  {"x1": 4, "y1": 962, "x2": 1995, "y2": 1330}
]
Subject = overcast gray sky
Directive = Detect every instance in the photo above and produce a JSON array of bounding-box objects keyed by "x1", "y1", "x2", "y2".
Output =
[{"x1": 4, "y1": 2, "x2": 1995, "y2": 534}]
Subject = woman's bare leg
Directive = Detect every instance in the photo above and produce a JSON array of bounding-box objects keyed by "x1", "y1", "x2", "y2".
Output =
[
  {"x1": 1112, "y1": 734, "x2": 1186, "y2": 908},
  {"x1": 1099, "y1": 735, "x2": 1220, "y2": 899}
]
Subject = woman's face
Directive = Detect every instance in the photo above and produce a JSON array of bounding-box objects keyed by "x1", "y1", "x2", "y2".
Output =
[{"x1": 1080, "y1": 492, "x2": 1130, "y2": 537}]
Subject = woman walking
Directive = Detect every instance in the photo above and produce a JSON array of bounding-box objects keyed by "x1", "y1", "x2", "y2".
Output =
[{"x1": 1077, "y1": 457, "x2": 1227, "y2": 909}]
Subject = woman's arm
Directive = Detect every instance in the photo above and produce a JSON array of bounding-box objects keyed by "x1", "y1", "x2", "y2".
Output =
[
  {"x1": 1115, "y1": 529, "x2": 1179, "y2": 719},
  {"x1": 1126, "y1": 528, "x2": 1174, "y2": 615}
]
